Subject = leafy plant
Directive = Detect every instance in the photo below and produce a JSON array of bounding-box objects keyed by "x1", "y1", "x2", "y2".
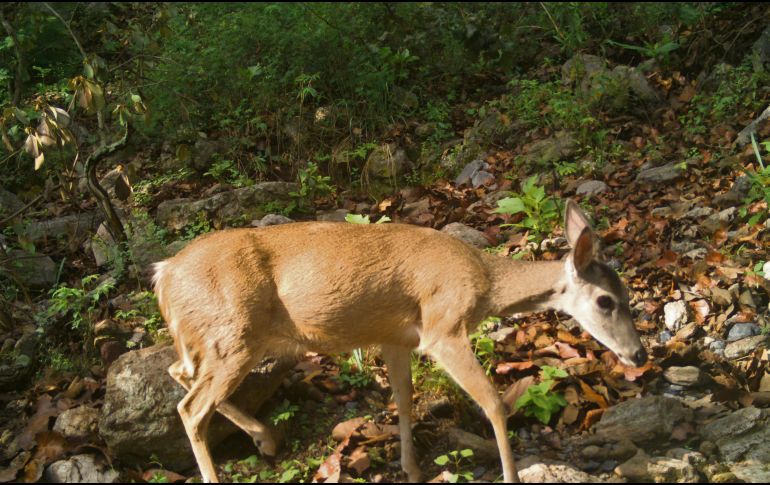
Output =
[
  {"x1": 337, "y1": 353, "x2": 373, "y2": 390},
  {"x1": 514, "y1": 365, "x2": 568, "y2": 424},
  {"x1": 434, "y1": 449, "x2": 475, "y2": 483},
  {"x1": 344, "y1": 213, "x2": 391, "y2": 224},
  {"x1": 182, "y1": 212, "x2": 212, "y2": 241},
  {"x1": 271, "y1": 399, "x2": 300, "y2": 426},
  {"x1": 494, "y1": 176, "x2": 561, "y2": 243},
  {"x1": 470, "y1": 317, "x2": 501, "y2": 376},
  {"x1": 43, "y1": 274, "x2": 114, "y2": 332},
  {"x1": 289, "y1": 162, "x2": 334, "y2": 212}
]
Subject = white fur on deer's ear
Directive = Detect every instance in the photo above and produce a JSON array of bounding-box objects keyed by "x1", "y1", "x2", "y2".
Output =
[{"x1": 564, "y1": 200, "x2": 592, "y2": 247}]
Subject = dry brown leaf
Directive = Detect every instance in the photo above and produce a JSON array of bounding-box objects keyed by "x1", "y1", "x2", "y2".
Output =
[
  {"x1": 555, "y1": 342, "x2": 581, "y2": 359},
  {"x1": 496, "y1": 361, "x2": 534, "y2": 375},
  {"x1": 502, "y1": 375, "x2": 536, "y2": 416},
  {"x1": 579, "y1": 379, "x2": 608, "y2": 408},
  {"x1": 18, "y1": 395, "x2": 59, "y2": 451},
  {"x1": 582, "y1": 408, "x2": 605, "y2": 430}
]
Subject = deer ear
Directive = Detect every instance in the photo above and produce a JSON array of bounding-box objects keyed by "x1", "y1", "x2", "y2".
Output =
[
  {"x1": 572, "y1": 227, "x2": 593, "y2": 273},
  {"x1": 565, "y1": 200, "x2": 592, "y2": 247}
]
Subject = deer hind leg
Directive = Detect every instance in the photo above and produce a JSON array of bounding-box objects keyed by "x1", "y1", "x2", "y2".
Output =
[
  {"x1": 381, "y1": 344, "x2": 421, "y2": 482},
  {"x1": 168, "y1": 360, "x2": 277, "y2": 456},
  {"x1": 175, "y1": 350, "x2": 264, "y2": 483},
  {"x1": 427, "y1": 338, "x2": 519, "y2": 483}
]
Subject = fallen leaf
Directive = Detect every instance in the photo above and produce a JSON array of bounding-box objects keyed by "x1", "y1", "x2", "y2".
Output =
[
  {"x1": 495, "y1": 361, "x2": 534, "y2": 375},
  {"x1": 579, "y1": 380, "x2": 608, "y2": 408},
  {"x1": 18, "y1": 395, "x2": 59, "y2": 451},
  {"x1": 502, "y1": 375, "x2": 536, "y2": 415},
  {"x1": 582, "y1": 408, "x2": 605, "y2": 430}
]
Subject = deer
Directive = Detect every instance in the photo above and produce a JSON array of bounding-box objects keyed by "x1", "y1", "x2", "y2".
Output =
[{"x1": 152, "y1": 200, "x2": 647, "y2": 483}]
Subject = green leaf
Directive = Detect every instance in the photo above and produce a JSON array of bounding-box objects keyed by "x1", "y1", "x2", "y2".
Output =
[
  {"x1": 434, "y1": 455, "x2": 450, "y2": 466},
  {"x1": 459, "y1": 449, "x2": 474, "y2": 458},
  {"x1": 494, "y1": 197, "x2": 525, "y2": 215},
  {"x1": 345, "y1": 214, "x2": 371, "y2": 224},
  {"x1": 374, "y1": 215, "x2": 391, "y2": 224}
]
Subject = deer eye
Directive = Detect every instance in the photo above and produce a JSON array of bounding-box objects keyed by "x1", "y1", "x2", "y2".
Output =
[{"x1": 597, "y1": 295, "x2": 615, "y2": 311}]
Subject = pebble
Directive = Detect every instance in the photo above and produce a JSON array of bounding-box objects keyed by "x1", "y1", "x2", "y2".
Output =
[{"x1": 727, "y1": 322, "x2": 761, "y2": 342}]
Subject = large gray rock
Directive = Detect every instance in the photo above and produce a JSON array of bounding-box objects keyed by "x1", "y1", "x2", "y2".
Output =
[
  {"x1": 44, "y1": 454, "x2": 119, "y2": 483},
  {"x1": 594, "y1": 396, "x2": 693, "y2": 443},
  {"x1": 701, "y1": 407, "x2": 770, "y2": 464},
  {"x1": 524, "y1": 131, "x2": 578, "y2": 165},
  {"x1": 21, "y1": 211, "x2": 103, "y2": 246},
  {"x1": 441, "y1": 223, "x2": 491, "y2": 249},
  {"x1": 366, "y1": 143, "x2": 409, "y2": 179},
  {"x1": 6, "y1": 250, "x2": 57, "y2": 289},
  {"x1": 562, "y1": 54, "x2": 659, "y2": 111},
  {"x1": 99, "y1": 344, "x2": 293, "y2": 470},
  {"x1": 156, "y1": 181, "x2": 297, "y2": 231},
  {"x1": 0, "y1": 188, "x2": 24, "y2": 216}
]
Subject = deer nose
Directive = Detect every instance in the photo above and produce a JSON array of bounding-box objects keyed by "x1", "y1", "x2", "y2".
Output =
[{"x1": 632, "y1": 348, "x2": 648, "y2": 367}]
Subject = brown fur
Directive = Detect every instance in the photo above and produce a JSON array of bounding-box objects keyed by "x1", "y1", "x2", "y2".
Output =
[{"x1": 154, "y1": 202, "x2": 645, "y2": 483}]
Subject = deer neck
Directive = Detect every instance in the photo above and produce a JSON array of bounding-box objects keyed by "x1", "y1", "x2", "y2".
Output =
[{"x1": 481, "y1": 254, "x2": 566, "y2": 316}]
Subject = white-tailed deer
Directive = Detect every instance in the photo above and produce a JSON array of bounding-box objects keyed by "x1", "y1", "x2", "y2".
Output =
[{"x1": 152, "y1": 200, "x2": 646, "y2": 483}]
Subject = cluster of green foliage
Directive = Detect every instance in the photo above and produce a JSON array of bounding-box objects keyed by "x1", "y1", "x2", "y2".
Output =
[
  {"x1": 514, "y1": 365, "x2": 569, "y2": 424},
  {"x1": 434, "y1": 449, "x2": 476, "y2": 483},
  {"x1": 495, "y1": 176, "x2": 561, "y2": 243}
]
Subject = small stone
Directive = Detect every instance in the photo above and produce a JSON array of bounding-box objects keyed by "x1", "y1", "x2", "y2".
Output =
[
  {"x1": 253, "y1": 214, "x2": 293, "y2": 227},
  {"x1": 709, "y1": 339, "x2": 726, "y2": 356},
  {"x1": 699, "y1": 440, "x2": 718, "y2": 457},
  {"x1": 727, "y1": 323, "x2": 762, "y2": 342},
  {"x1": 44, "y1": 454, "x2": 119, "y2": 483},
  {"x1": 711, "y1": 472, "x2": 738, "y2": 483},
  {"x1": 664, "y1": 301, "x2": 689, "y2": 332},
  {"x1": 440, "y1": 223, "x2": 491, "y2": 249},
  {"x1": 316, "y1": 209, "x2": 349, "y2": 222},
  {"x1": 659, "y1": 330, "x2": 672, "y2": 343},
  {"x1": 446, "y1": 428, "x2": 499, "y2": 462},
  {"x1": 580, "y1": 445, "x2": 606, "y2": 460},
  {"x1": 724, "y1": 335, "x2": 770, "y2": 359},
  {"x1": 665, "y1": 448, "x2": 705, "y2": 466},
  {"x1": 614, "y1": 449, "x2": 650, "y2": 481},
  {"x1": 636, "y1": 163, "x2": 683, "y2": 184},
  {"x1": 608, "y1": 439, "x2": 639, "y2": 461},
  {"x1": 575, "y1": 180, "x2": 609, "y2": 197},
  {"x1": 53, "y1": 406, "x2": 100, "y2": 441},
  {"x1": 663, "y1": 366, "x2": 703, "y2": 387}
]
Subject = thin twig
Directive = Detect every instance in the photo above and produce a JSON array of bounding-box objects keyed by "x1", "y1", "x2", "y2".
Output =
[{"x1": 43, "y1": 3, "x2": 87, "y2": 60}]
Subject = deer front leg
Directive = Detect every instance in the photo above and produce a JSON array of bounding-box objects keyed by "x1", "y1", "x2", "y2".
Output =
[
  {"x1": 427, "y1": 338, "x2": 519, "y2": 483},
  {"x1": 381, "y1": 345, "x2": 421, "y2": 482}
]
